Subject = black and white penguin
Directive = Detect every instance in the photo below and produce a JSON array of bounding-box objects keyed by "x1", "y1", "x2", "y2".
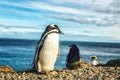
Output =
[
  {"x1": 33, "y1": 24, "x2": 63, "y2": 72},
  {"x1": 91, "y1": 55, "x2": 98, "y2": 65},
  {"x1": 66, "y1": 44, "x2": 81, "y2": 67}
]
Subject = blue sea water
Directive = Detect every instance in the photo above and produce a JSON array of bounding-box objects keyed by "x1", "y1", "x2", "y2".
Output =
[{"x1": 0, "y1": 38, "x2": 120, "y2": 72}]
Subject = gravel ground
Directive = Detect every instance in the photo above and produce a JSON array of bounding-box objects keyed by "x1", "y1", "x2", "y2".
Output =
[{"x1": 0, "y1": 66, "x2": 120, "y2": 80}]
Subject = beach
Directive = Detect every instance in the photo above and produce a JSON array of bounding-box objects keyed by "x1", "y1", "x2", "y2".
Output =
[{"x1": 0, "y1": 65, "x2": 120, "y2": 80}]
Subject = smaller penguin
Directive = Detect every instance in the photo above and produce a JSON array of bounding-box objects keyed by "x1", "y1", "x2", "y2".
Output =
[
  {"x1": 91, "y1": 55, "x2": 98, "y2": 65},
  {"x1": 66, "y1": 44, "x2": 81, "y2": 68}
]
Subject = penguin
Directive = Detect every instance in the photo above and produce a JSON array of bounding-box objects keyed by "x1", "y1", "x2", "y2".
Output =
[
  {"x1": 91, "y1": 55, "x2": 98, "y2": 65},
  {"x1": 33, "y1": 24, "x2": 63, "y2": 72},
  {"x1": 66, "y1": 44, "x2": 81, "y2": 68}
]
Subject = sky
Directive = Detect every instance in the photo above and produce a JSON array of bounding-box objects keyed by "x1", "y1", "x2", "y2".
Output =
[{"x1": 0, "y1": 0, "x2": 120, "y2": 42}]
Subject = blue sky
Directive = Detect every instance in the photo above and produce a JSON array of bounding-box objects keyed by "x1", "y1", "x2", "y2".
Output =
[{"x1": 0, "y1": 0, "x2": 120, "y2": 42}]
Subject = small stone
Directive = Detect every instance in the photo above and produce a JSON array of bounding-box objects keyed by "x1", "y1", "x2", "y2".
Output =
[
  {"x1": 104, "y1": 72, "x2": 109, "y2": 76},
  {"x1": 87, "y1": 70, "x2": 93, "y2": 76},
  {"x1": 104, "y1": 77, "x2": 110, "y2": 80},
  {"x1": 109, "y1": 67, "x2": 115, "y2": 71},
  {"x1": 0, "y1": 66, "x2": 14, "y2": 72}
]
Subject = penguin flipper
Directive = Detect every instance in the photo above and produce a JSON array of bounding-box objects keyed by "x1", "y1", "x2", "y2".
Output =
[
  {"x1": 33, "y1": 40, "x2": 43, "y2": 70},
  {"x1": 57, "y1": 48, "x2": 60, "y2": 58}
]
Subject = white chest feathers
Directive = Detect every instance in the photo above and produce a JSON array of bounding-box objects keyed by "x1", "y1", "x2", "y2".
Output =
[
  {"x1": 92, "y1": 60, "x2": 98, "y2": 65},
  {"x1": 38, "y1": 33, "x2": 59, "y2": 72}
]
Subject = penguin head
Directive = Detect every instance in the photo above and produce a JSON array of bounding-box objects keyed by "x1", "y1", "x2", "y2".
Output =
[
  {"x1": 45, "y1": 24, "x2": 63, "y2": 34},
  {"x1": 69, "y1": 44, "x2": 79, "y2": 52},
  {"x1": 69, "y1": 44, "x2": 77, "y2": 48},
  {"x1": 91, "y1": 55, "x2": 97, "y2": 60}
]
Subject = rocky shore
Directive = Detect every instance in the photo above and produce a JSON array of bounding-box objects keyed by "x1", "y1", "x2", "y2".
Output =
[
  {"x1": 0, "y1": 66, "x2": 119, "y2": 80},
  {"x1": 0, "y1": 66, "x2": 120, "y2": 80},
  {"x1": 0, "y1": 60, "x2": 120, "y2": 80}
]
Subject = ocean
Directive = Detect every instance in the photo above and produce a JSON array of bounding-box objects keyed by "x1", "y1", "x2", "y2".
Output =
[{"x1": 0, "y1": 38, "x2": 120, "y2": 72}]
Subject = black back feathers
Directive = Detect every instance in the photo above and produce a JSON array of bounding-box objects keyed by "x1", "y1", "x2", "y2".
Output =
[{"x1": 66, "y1": 44, "x2": 80, "y2": 67}]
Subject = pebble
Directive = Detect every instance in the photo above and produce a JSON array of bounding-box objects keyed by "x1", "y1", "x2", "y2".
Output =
[{"x1": 0, "y1": 66, "x2": 119, "y2": 80}]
